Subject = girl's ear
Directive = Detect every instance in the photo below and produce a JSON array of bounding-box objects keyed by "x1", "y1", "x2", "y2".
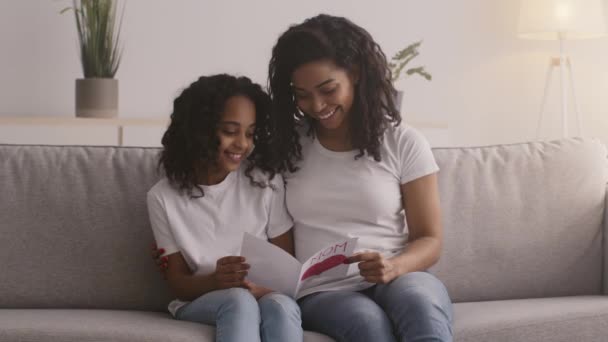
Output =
[{"x1": 247, "y1": 144, "x2": 255, "y2": 157}]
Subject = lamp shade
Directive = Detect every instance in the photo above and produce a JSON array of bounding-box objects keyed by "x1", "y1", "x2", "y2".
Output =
[{"x1": 518, "y1": 0, "x2": 607, "y2": 40}]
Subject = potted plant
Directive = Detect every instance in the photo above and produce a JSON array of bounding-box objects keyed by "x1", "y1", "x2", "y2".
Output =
[
  {"x1": 389, "y1": 41, "x2": 431, "y2": 111},
  {"x1": 62, "y1": 0, "x2": 125, "y2": 118}
]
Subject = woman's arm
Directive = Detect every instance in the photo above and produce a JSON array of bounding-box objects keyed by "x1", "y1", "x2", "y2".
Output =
[
  {"x1": 393, "y1": 172, "x2": 443, "y2": 272},
  {"x1": 347, "y1": 173, "x2": 442, "y2": 283},
  {"x1": 165, "y1": 252, "x2": 250, "y2": 301}
]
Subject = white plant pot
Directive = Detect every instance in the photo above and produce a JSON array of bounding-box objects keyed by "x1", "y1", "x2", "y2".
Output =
[{"x1": 75, "y1": 78, "x2": 118, "y2": 118}]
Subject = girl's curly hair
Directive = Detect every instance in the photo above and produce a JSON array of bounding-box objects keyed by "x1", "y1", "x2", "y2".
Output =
[
  {"x1": 268, "y1": 14, "x2": 401, "y2": 173},
  {"x1": 159, "y1": 74, "x2": 274, "y2": 197}
]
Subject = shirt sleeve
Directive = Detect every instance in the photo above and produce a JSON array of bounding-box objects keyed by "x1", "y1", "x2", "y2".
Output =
[
  {"x1": 265, "y1": 174, "x2": 294, "y2": 239},
  {"x1": 399, "y1": 126, "x2": 440, "y2": 184},
  {"x1": 146, "y1": 189, "x2": 180, "y2": 256}
]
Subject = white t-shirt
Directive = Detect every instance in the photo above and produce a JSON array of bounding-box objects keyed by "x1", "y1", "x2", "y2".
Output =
[
  {"x1": 285, "y1": 123, "x2": 439, "y2": 297},
  {"x1": 147, "y1": 166, "x2": 293, "y2": 315}
]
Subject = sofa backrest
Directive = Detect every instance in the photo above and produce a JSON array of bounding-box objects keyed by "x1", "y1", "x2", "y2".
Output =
[
  {"x1": 1, "y1": 138, "x2": 606, "y2": 309},
  {"x1": 1, "y1": 145, "x2": 171, "y2": 311},
  {"x1": 430, "y1": 138, "x2": 607, "y2": 302}
]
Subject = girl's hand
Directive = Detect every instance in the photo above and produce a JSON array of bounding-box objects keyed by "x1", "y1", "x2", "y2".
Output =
[
  {"x1": 346, "y1": 252, "x2": 400, "y2": 284},
  {"x1": 243, "y1": 280, "x2": 274, "y2": 299},
  {"x1": 212, "y1": 256, "x2": 250, "y2": 290},
  {"x1": 151, "y1": 244, "x2": 168, "y2": 278}
]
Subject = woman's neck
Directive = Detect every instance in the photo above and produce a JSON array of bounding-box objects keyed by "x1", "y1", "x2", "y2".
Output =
[{"x1": 315, "y1": 123, "x2": 353, "y2": 152}]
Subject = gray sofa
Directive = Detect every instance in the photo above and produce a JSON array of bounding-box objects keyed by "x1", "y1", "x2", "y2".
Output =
[{"x1": 1, "y1": 137, "x2": 608, "y2": 342}]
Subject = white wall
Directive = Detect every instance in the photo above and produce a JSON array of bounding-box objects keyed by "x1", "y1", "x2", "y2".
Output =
[{"x1": 2, "y1": 0, "x2": 608, "y2": 146}]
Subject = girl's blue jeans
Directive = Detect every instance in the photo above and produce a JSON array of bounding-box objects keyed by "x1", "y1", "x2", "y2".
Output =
[
  {"x1": 175, "y1": 288, "x2": 303, "y2": 342},
  {"x1": 298, "y1": 272, "x2": 453, "y2": 342}
]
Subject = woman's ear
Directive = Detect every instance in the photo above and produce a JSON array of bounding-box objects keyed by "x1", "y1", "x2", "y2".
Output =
[{"x1": 296, "y1": 106, "x2": 305, "y2": 116}]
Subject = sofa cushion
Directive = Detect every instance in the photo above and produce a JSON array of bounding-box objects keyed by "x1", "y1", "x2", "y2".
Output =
[
  {"x1": 0, "y1": 145, "x2": 171, "y2": 310},
  {"x1": 431, "y1": 138, "x2": 607, "y2": 302},
  {"x1": 453, "y1": 296, "x2": 608, "y2": 341},
  {"x1": 0, "y1": 309, "x2": 334, "y2": 342}
]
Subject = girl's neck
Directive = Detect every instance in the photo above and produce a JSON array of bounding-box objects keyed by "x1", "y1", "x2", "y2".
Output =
[{"x1": 196, "y1": 164, "x2": 229, "y2": 186}]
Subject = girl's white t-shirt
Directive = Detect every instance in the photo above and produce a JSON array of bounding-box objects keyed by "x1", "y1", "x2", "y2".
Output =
[
  {"x1": 285, "y1": 123, "x2": 439, "y2": 297},
  {"x1": 147, "y1": 166, "x2": 293, "y2": 315}
]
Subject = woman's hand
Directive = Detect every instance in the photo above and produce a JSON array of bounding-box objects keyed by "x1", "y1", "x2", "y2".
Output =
[
  {"x1": 244, "y1": 280, "x2": 274, "y2": 299},
  {"x1": 346, "y1": 252, "x2": 401, "y2": 284},
  {"x1": 151, "y1": 244, "x2": 168, "y2": 278},
  {"x1": 212, "y1": 256, "x2": 250, "y2": 290}
]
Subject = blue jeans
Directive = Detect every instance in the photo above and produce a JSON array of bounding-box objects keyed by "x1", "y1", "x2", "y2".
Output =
[
  {"x1": 298, "y1": 272, "x2": 453, "y2": 342},
  {"x1": 175, "y1": 288, "x2": 303, "y2": 342}
]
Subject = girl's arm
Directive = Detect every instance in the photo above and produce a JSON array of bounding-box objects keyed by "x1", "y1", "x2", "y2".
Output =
[
  {"x1": 165, "y1": 252, "x2": 249, "y2": 301},
  {"x1": 268, "y1": 228, "x2": 295, "y2": 256},
  {"x1": 153, "y1": 229, "x2": 295, "y2": 299},
  {"x1": 347, "y1": 173, "x2": 442, "y2": 283}
]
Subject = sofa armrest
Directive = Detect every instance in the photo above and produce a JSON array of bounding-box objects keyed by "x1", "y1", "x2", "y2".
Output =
[{"x1": 604, "y1": 185, "x2": 608, "y2": 295}]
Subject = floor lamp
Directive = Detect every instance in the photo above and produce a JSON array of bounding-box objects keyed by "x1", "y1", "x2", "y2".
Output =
[{"x1": 518, "y1": 0, "x2": 606, "y2": 138}]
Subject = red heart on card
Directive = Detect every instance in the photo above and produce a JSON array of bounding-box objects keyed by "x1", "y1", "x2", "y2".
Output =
[{"x1": 300, "y1": 254, "x2": 347, "y2": 281}]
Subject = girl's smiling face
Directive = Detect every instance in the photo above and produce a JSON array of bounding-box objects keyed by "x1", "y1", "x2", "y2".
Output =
[{"x1": 205, "y1": 95, "x2": 256, "y2": 184}]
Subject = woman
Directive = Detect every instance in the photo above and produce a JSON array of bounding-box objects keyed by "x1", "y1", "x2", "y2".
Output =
[{"x1": 267, "y1": 14, "x2": 453, "y2": 341}]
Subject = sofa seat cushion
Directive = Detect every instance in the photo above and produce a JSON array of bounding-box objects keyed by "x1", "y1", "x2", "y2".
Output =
[
  {"x1": 0, "y1": 309, "x2": 333, "y2": 342},
  {"x1": 454, "y1": 296, "x2": 608, "y2": 341}
]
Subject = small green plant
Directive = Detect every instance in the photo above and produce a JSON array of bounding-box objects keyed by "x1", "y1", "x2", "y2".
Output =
[
  {"x1": 61, "y1": 0, "x2": 125, "y2": 78},
  {"x1": 389, "y1": 41, "x2": 431, "y2": 82}
]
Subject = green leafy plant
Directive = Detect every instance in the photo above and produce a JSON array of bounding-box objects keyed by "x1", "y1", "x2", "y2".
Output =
[
  {"x1": 61, "y1": 0, "x2": 125, "y2": 78},
  {"x1": 389, "y1": 41, "x2": 431, "y2": 83}
]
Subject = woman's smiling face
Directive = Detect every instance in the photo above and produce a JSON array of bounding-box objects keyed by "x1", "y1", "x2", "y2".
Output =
[{"x1": 291, "y1": 59, "x2": 357, "y2": 133}]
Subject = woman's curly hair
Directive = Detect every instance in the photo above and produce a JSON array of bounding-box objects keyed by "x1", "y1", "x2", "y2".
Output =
[
  {"x1": 268, "y1": 14, "x2": 401, "y2": 173},
  {"x1": 159, "y1": 74, "x2": 275, "y2": 197}
]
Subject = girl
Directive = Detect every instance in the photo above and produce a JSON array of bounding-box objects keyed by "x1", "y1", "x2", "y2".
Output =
[
  {"x1": 268, "y1": 14, "x2": 453, "y2": 341},
  {"x1": 147, "y1": 74, "x2": 303, "y2": 342}
]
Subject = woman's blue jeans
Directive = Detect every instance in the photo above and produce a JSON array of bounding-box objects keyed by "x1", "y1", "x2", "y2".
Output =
[
  {"x1": 175, "y1": 288, "x2": 303, "y2": 342},
  {"x1": 298, "y1": 272, "x2": 453, "y2": 342}
]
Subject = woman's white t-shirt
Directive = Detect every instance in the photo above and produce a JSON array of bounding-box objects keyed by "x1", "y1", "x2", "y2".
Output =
[
  {"x1": 285, "y1": 123, "x2": 439, "y2": 297},
  {"x1": 147, "y1": 166, "x2": 293, "y2": 315}
]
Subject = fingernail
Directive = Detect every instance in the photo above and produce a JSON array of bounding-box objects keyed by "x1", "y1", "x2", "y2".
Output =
[
  {"x1": 162, "y1": 257, "x2": 168, "y2": 262},
  {"x1": 159, "y1": 248, "x2": 165, "y2": 254}
]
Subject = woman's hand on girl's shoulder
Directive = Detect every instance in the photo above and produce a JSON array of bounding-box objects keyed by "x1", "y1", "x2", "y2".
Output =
[{"x1": 151, "y1": 244, "x2": 168, "y2": 279}]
